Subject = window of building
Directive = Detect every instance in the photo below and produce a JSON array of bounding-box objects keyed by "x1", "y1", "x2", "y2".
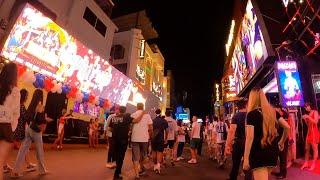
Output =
[
  {"x1": 111, "y1": 45, "x2": 125, "y2": 59},
  {"x1": 83, "y1": 7, "x2": 107, "y2": 37}
]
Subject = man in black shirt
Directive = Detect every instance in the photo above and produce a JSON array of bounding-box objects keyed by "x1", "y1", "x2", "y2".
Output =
[
  {"x1": 225, "y1": 98, "x2": 251, "y2": 180},
  {"x1": 109, "y1": 106, "x2": 133, "y2": 179},
  {"x1": 151, "y1": 109, "x2": 168, "y2": 174}
]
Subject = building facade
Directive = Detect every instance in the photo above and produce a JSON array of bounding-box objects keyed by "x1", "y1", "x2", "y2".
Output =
[{"x1": 111, "y1": 11, "x2": 169, "y2": 113}]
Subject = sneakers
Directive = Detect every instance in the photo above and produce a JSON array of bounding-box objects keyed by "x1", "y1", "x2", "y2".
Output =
[
  {"x1": 3, "y1": 164, "x2": 13, "y2": 173},
  {"x1": 309, "y1": 163, "x2": 316, "y2": 171},
  {"x1": 10, "y1": 172, "x2": 23, "y2": 178},
  {"x1": 300, "y1": 162, "x2": 309, "y2": 170},
  {"x1": 26, "y1": 163, "x2": 37, "y2": 172},
  {"x1": 187, "y1": 159, "x2": 197, "y2": 164},
  {"x1": 105, "y1": 163, "x2": 116, "y2": 169},
  {"x1": 39, "y1": 170, "x2": 49, "y2": 176}
]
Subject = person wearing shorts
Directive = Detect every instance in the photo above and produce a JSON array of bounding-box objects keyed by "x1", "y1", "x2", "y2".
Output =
[
  {"x1": 188, "y1": 116, "x2": 201, "y2": 164},
  {"x1": 165, "y1": 111, "x2": 178, "y2": 166},
  {"x1": 151, "y1": 109, "x2": 168, "y2": 173},
  {"x1": 130, "y1": 103, "x2": 153, "y2": 179}
]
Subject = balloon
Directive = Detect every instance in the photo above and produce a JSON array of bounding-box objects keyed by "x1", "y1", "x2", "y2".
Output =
[
  {"x1": 67, "y1": 86, "x2": 77, "y2": 98},
  {"x1": 62, "y1": 84, "x2": 71, "y2": 94},
  {"x1": 33, "y1": 73, "x2": 44, "y2": 88},
  {"x1": 89, "y1": 94, "x2": 95, "y2": 103},
  {"x1": 103, "y1": 99, "x2": 111, "y2": 108},
  {"x1": 83, "y1": 93, "x2": 89, "y2": 102},
  {"x1": 94, "y1": 96, "x2": 100, "y2": 105},
  {"x1": 44, "y1": 77, "x2": 54, "y2": 92},
  {"x1": 17, "y1": 64, "x2": 27, "y2": 77},
  {"x1": 99, "y1": 98, "x2": 104, "y2": 107},
  {"x1": 21, "y1": 70, "x2": 36, "y2": 84},
  {"x1": 75, "y1": 91, "x2": 83, "y2": 102}
]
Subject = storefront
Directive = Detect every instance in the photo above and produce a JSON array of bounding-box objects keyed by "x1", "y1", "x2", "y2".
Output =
[{"x1": 0, "y1": 3, "x2": 144, "y2": 141}]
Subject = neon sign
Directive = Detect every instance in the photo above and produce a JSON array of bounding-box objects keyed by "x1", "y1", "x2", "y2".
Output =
[
  {"x1": 225, "y1": 20, "x2": 235, "y2": 56},
  {"x1": 276, "y1": 61, "x2": 304, "y2": 107},
  {"x1": 215, "y1": 84, "x2": 220, "y2": 102},
  {"x1": 1, "y1": 4, "x2": 133, "y2": 105},
  {"x1": 139, "y1": 39, "x2": 145, "y2": 58}
]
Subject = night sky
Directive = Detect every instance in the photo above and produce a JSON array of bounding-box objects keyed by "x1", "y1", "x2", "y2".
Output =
[{"x1": 112, "y1": 0, "x2": 235, "y2": 117}]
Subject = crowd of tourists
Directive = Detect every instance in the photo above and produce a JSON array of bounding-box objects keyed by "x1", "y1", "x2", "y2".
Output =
[{"x1": 0, "y1": 62, "x2": 319, "y2": 180}]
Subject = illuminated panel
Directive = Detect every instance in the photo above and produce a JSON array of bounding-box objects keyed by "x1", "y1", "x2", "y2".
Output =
[
  {"x1": 230, "y1": 0, "x2": 269, "y2": 95},
  {"x1": 276, "y1": 61, "x2": 304, "y2": 107},
  {"x1": 225, "y1": 20, "x2": 235, "y2": 56},
  {"x1": 0, "y1": 4, "x2": 133, "y2": 105}
]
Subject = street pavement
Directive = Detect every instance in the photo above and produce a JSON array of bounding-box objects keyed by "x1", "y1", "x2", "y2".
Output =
[{"x1": 4, "y1": 144, "x2": 320, "y2": 180}]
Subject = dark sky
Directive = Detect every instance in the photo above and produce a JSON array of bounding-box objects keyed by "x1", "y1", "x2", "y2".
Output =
[{"x1": 112, "y1": 0, "x2": 235, "y2": 117}]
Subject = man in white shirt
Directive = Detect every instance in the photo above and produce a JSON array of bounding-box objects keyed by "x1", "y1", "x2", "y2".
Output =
[
  {"x1": 214, "y1": 117, "x2": 228, "y2": 167},
  {"x1": 130, "y1": 103, "x2": 153, "y2": 178},
  {"x1": 164, "y1": 111, "x2": 178, "y2": 166},
  {"x1": 188, "y1": 116, "x2": 201, "y2": 164}
]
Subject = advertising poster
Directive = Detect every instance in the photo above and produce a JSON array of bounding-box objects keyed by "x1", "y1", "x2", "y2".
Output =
[
  {"x1": 276, "y1": 61, "x2": 304, "y2": 107},
  {"x1": 230, "y1": 0, "x2": 268, "y2": 95},
  {"x1": 0, "y1": 4, "x2": 133, "y2": 105}
]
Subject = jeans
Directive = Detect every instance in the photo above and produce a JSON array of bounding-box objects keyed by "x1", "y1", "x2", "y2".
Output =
[
  {"x1": 229, "y1": 140, "x2": 252, "y2": 180},
  {"x1": 113, "y1": 139, "x2": 128, "y2": 177},
  {"x1": 107, "y1": 137, "x2": 115, "y2": 163},
  {"x1": 177, "y1": 142, "x2": 185, "y2": 157},
  {"x1": 13, "y1": 127, "x2": 46, "y2": 173},
  {"x1": 279, "y1": 140, "x2": 289, "y2": 177}
]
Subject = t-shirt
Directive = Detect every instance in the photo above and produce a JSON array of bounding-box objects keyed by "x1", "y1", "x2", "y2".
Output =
[
  {"x1": 215, "y1": 122, "x2": 228, "y2": 143},
  {"x1": 177, "y1": 126, "x2": 186, "y2": 142},
  {"x1": 191, "y1": 121, "x2": 201, "y2": 139},
  {"x1": 152, "y1": 116, "x2": 168, "y2": 142},
  {"x1": 105, "y1": 114, "x2": 116, "y2": 137},
  {"x1": 109, "y1": 113, "x2": 133, "y2": 142},
  {"x1": 0, "y1": 87, "x2": 20, "y2": 131},
  {"x1": 231, "y1": 112, "x2": 246, "y2": 140},
  {"x1": 165, "y1": 117, "x2": 178, "y2": 141},
  {"x1": 131, "y1": 110, "x2": 153, "y2": 142},
  {"x1": 247, "y1": 109, "x2": 264, "y2": 150},
  {"x1": 276, "y1": 110, "x2": 288, "y2": 139}
]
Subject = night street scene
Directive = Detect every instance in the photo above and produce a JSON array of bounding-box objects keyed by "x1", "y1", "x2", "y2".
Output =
[{"x1": 1, "y1": 0, "x2": 320, "y2": 179}]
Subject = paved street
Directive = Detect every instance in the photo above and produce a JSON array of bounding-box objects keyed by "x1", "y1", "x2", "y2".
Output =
[{"x1": 4, "y1": 144, "x2": 320, "y2": 180}]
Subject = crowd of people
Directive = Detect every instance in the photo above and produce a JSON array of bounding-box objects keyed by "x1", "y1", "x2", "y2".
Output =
[{"x1": 0, "y1": 62, "x2": 319, "y2": 180}]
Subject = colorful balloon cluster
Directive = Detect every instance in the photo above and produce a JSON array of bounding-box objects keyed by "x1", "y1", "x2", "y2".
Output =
[{"x1": 17, "y1": 64, "x2": 112, "y2": 108}]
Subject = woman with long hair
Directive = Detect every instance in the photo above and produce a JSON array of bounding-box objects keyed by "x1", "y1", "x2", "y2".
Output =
[
  {"x1": 0, "y1": 62, "x2": 20, "y2": 179},
  {"x1": 243, "y1": 88, "x2": 286, "y2": 180},
  {"x1": 12, "y1": 89, "x2": 49, "y2": 177},
  {"x1": 13, "y1": 89, "x2": 36, "y2": 171},
  {"x1": 301, "y1": 102, "x2": 319, "y2": 170}
]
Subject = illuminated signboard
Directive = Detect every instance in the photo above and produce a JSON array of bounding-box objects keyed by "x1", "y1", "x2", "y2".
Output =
[
  {"x1": 282, "y1": 0, "x2": 289, "y2": 7},
  {"x1": 276, "y1": 61, "x2": 304, "y2": 107},
  {"x1": 215, "y1": 84, "x2": 220, "y2": 102},
  {"x1": 139, "y1": 39, "x2": 145, "y2": 58},
  {"x1": 1, "y1": 4, "x2": 133, "y2": 105},
  {"x1": 230, "y1": 0, "x2": 269, "y2": 95},
  {"x1": 225, "y1": 20, "x2": 235, "y2": 56},
  {"x1": 312, "y1": 74, "x2": 320, "y2": 94}
]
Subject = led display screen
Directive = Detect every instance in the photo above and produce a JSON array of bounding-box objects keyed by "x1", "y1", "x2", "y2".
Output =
[
  {"x1": 231, "y1": 0, "x2": 268, "y2": 94},
  {"x1": 1, "y1": 4, "x2": 133, "y2": 105},
  {"x1": 73, "y1": 101, "x2": 100, "y2": 118},
  {"x1": 276, "y1": 61, "x2": 304, "y2": 107}
]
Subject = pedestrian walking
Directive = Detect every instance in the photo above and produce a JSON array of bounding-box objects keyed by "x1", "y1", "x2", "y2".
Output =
[
  {"x1": 164, "y1": 110, "x2": 178, "y2": 166},
  {"x1": 12, "y1": 89, "x2": 36, "y2": 172},
  {"x1": 130, "y1": 103, "x2": 153, "y2": 179},
  {"x1": 151, "y1": 109, "x2": 168, "y2": 174},
  {"x1": 88, "y1": 119, "x2": 95, "y2": 148},
  {"x1": 176, "y1": 120, "x2": 186, "y2": 161},
  {"x1": 225, "y1": 98, "x2": 251, "y2": 180},
  {"x1": 271, "y1": 105, "x2": 290, "y2": 179},
  {"x1": 214, "y1": 116, "x2": 228, "y2": 168},
  {"x1": 108, "y1": 106, "x2": 134, "y2": 180},
  {"x1": 105, "y1": 107, "x2": 120, "y2": 168},
  {"x1": 188, "y1": 116, "x2": 201, "y2": 164},
  {"x1": 301, "y1": 102, "x2": 319, "y2": 171},
  {"x1": 243, "y1": 88, "x2": 285, "y2": 180},
  {"x1": 0, "y1": 63, "x2": 20, "y2": 179},
  {"x1": 12, "y1": 89, "x2": 51, "y2": 177}
]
